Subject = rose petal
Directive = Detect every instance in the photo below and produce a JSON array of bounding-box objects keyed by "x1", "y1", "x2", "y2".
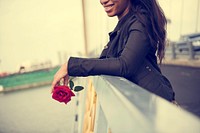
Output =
[{"x1": 52, "y1": 86, "x2": 75, "y2": 104}]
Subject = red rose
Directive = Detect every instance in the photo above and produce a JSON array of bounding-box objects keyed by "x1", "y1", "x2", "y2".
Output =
[{"x1": 52, "y1": 86, "x2": 75, "y2": 104}]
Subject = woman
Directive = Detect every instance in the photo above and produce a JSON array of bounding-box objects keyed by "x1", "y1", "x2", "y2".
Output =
[{"x1": 52, "y1": 0, "x2": 175, "y2": 102}]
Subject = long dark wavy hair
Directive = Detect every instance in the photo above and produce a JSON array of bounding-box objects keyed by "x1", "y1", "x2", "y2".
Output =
[{"x1": 130, "y1": 0, "x2": 167, "y2": 64}]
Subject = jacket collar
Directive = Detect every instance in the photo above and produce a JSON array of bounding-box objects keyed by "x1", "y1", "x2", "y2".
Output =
[{"x1": 109, "y1": 10, "x2": 134, "y2": 36}]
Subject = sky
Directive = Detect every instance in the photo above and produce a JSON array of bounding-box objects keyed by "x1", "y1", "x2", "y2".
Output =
[
  {"x1": 0, "y1": 0, "x2": 199, "y2": 73},
  {"x1": 0, "y1": 0, "x2": 85, "y2": 72}
]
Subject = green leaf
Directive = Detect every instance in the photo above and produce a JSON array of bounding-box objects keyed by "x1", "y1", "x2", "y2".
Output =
[
  {"x1": 74, "y1": 86, "x2": 84, "y2": 92},
  {"x1": 69, "y1": 80, "x2": 74, "y2": 90}
]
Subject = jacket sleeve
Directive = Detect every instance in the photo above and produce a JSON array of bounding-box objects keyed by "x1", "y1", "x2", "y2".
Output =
[{"x1": 68, "y1": 23, "x2": 150, "y2": 78}]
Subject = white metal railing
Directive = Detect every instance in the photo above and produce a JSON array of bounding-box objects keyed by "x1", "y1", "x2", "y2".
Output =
[
  {"x1": 74, "y1": 75, "x2": 200, "y2": 133},
  {"x1": 170, "y1": 36, "x2": 200, "y2": 59}
]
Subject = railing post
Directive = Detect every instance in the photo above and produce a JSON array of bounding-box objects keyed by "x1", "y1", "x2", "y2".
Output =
[
  {"x1": 171, "y1": 42, "x2": 176, "y2": 59},
  {"x1": 188, "y1": 41, "x2": 195, "y2": 59}
]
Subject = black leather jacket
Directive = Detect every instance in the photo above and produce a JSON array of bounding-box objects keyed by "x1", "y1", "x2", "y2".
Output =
[{"x1": 68, "y1": 10, "x2": 175, "y2": 101}]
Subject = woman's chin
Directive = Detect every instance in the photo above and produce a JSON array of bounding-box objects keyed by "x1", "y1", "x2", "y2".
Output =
[{"x1": 106, "y1": 13, "x2": 116, "y2": 17}]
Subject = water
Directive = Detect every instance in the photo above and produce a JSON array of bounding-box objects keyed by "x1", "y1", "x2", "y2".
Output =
[{"x1": 0, "y1": 86, "x2": 77, "y2": 133}]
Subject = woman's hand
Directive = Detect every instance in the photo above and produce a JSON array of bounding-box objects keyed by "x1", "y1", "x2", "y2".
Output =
[{"x1": 51, "y1": 63, "x2": 69, "y2": 93}]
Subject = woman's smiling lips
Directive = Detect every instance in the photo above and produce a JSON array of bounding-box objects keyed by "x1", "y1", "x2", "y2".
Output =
[{"x1": 104, "y1": 4, "x2": 114, "y2": 12}]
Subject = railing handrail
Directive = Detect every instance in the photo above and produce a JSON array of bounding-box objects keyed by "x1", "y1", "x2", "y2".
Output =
[
  {"x1": 174, "y1": 37, "x2": 200, "y2": 45},
  {"x1": 77, "y1": 75, "x2": 200, "y2": 133}
]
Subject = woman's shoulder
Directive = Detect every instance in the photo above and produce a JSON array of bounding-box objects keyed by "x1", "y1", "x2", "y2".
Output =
[{"x1": 127, "y1": 9, "x2": 149, "y2": 30}]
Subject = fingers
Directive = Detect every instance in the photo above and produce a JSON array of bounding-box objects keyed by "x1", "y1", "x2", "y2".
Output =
[
  {"x1": 51, "y1": 77, "x2": 59, "y2": 93},
  {"x1": 51, "y1": 73, "x2": 62, "y2": 92},
  {"x1": 51, "y1": 76, "x2": 68, "y2": 93},
  {"x1": 51, "y1": 63, "x2": 68, "y2": 93},
  {"x1": 64, "y1": 76, "x2": 69, "y2": 86}
]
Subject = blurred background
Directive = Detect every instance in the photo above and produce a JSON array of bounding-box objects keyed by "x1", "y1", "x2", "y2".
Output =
[
  {"x1": 0, "y1": 0, "x2": 199, "y2": 73},
  {"x1": 0, "y1": 0, "x2": 85, "y2": 73},
  {"x1": 0, "y1": 0, "x2": 200, "y2": 133}
]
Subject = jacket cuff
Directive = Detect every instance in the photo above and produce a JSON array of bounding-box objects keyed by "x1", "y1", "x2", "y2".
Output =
[{"x1": 68, "y1": 57, "x2": 80, "y2": 76}]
